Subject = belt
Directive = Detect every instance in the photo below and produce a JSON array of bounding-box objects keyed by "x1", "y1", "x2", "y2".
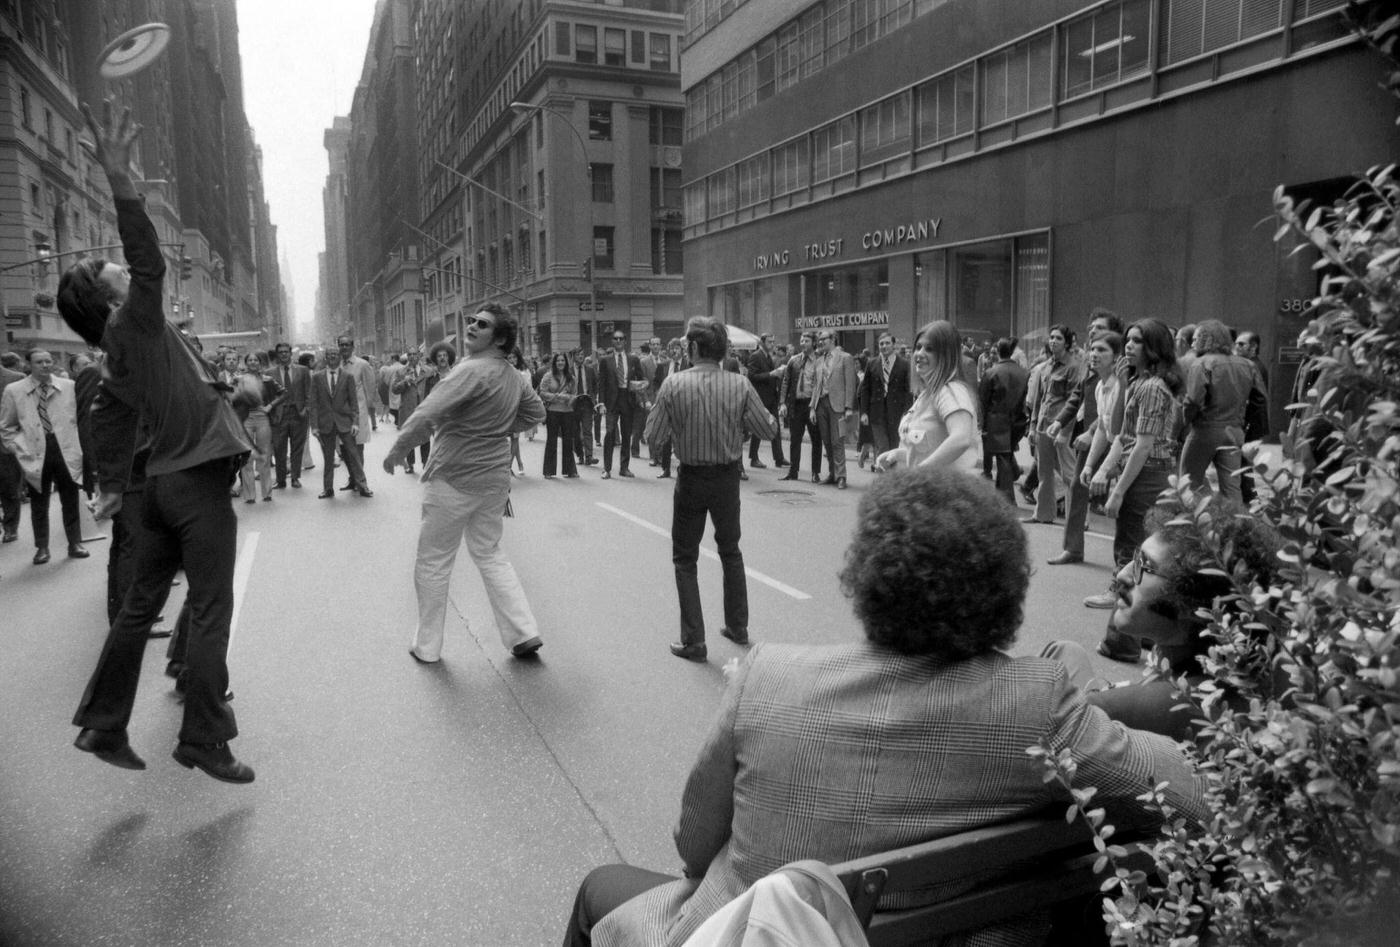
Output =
[
  {"x1": 678, "y1": 461, "x2": 741, "y2": 473},
  {"x1": 1140, "y1": 456, "x2": 1177, "y2": 472}
]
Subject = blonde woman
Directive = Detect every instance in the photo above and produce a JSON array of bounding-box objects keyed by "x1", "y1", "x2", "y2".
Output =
[{"x1": 875, "y1": 320, "x2": 979, "y2": 472}]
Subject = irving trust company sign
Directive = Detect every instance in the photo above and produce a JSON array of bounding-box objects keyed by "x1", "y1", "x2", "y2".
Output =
[{"x1": 751, "y1": 214, "x2": 943, "y2": 273}]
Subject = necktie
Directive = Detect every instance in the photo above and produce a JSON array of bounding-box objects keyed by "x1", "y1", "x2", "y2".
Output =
[
  {"x1": 617, "y1": 352, "x2": 625, "y2": 383},
  {"x1": 37, "y1": 384, "x2": 52, "y2": 434},
  {"x1": 283, "y1": 367, "x2": 290, "y2": 389},
  {"x1": 330, "y1": 371, "x2": 338, "y2": 392}
]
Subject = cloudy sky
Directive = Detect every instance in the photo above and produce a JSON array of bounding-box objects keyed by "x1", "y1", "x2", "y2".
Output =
[{"x1": 238, "y1": 0, "x2": 379, "y2": 336}]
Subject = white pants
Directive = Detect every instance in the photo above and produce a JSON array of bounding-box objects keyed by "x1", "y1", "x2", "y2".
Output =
[{"x1": 412, "y1": 479, "x2": 538, "y2": 660}]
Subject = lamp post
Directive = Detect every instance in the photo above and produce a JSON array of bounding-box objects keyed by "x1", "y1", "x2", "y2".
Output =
[{"x1": 507, "y1": 100, "x2": 596, "y2": 351}]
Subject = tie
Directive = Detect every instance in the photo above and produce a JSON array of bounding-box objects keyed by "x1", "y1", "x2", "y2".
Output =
[
  {"x1": 330, "y1": 371, "x2": 338, "y2": 391},
  {"x1": 37, "y1": 384, "x2": 52, "y2": 434},
  {"x1": 283, "y1": 367, "x2": 291, "y2": 389},
  {"x1": 617, "y1": 352, "x2": 625, "y2": 383}
]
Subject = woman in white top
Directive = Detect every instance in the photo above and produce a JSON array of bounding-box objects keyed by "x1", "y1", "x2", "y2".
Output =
[{"x1": 876, "y1": 320, "x2": 979, "y2": 471}]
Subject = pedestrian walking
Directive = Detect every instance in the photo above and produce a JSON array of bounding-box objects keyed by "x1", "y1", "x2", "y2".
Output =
[
  {"x1": 644, "y1": 317, "x2": 777, "y2": 661},
  {"x1": 383, "y1": 303, "x2": 546, "y2": 663},
  {"x1": 538, "y1": 352, "x2": 580, "y2": 479}
]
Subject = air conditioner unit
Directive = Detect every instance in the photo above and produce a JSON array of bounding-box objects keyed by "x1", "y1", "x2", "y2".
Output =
[{"x1": 663, "y1": 147, "x2": 682, "y2": 168}]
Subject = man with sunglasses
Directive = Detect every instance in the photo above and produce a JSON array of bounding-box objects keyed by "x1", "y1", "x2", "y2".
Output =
[
  {"x1": 383, "y1": 303, "x2": 546, "y2": 663},
  {"x1": 596, "y1": 330, "x2": 647, "y2": 479}
]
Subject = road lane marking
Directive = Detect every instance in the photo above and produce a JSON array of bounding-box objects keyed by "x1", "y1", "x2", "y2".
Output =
[
  {"x1": 227, "y1": 531, "x2": 260, "y2": 653},
  {"x1": 595, "y1": 502, "x2": 811, "y2": 601}
]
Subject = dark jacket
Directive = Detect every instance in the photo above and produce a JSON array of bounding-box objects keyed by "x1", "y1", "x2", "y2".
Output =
[{"x1": 979, "y1": 359, "x2": 1030, "y2": 454}]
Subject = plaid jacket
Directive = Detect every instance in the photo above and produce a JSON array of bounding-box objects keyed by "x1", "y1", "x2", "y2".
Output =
[{"x1": 595, "y1": 642, "x2": 1204, "y2": 947}]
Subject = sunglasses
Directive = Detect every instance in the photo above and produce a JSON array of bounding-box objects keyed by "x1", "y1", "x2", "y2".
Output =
[
  {"x1": 466, "y1": 316, "x2": 494, "y2": 330},
  {"x1": 613, "y1": 336, "x2": 626, "y2": 342},
  {"x1": 1129, "y1": 547, "x2": 1166, "y2": 585}
]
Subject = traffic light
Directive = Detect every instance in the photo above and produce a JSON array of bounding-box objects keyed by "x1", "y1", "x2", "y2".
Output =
[
  {"x1": 581, "y1": 258, "x2": 592, "y2": 281},
  {"x1": 179, "y1": 256, "x2": 192, "y2": 281}
]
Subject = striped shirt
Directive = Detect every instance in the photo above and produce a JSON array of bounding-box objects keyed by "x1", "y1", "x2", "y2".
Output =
[{"x1": 644, "y1": 362, "x2": 777, "y2": 466}]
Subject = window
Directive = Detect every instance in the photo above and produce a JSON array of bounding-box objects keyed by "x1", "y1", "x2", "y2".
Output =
[
  {"x1": 859, "y1": 92, "x2": 911, "y2": 165},
  {"x1": 915, "y1": 232, "x2": 1051, "y2": 339},
  {"x1": 591, "y1": 163, "x2": 615, "y2": 202},
  {"x1": 980, "y1": 33, "x2": 1052, "y2": 126},
  {"x1": 538, "y1": 230, "x2": 548, "y2": 272},
  {"x1": 633, "y1": 30, "x2": 646, "y2": 64},
  {"x1": 825, "y1": 0, "x2": 852, "y2": 66},
  {"x1": 649, "y1": 33, "x2": 671, "y2": 71},
  {"x1": 722, "y1": 61, "x2": 740, "y2": 121},
  {"x1": 736, "y1": 50, "x2": 757, "y2": 111},
  {"x1": 555, "y1": 21, "x2": 570, "y2": 55},
  {"x1": 649, "y1": 107, "x2": 683, "y2": 145},
  {"x1": 1063, "y1": 0, "x2": 1151, "y2": 98},
  {"x1": 588, "y1": 101, "x2": 612, "y2": 140},
  {"x1": 652, "y1": 168, "x2": 682, "y2": 210},
  {"x1": 685, "y1": 182, "x2": 707, "y2": 224},
  {"x1": 799, "y1": 6, "x2": 824, "y2": 78},
  {"x1": 652, "y1": 228, "x2": 682, "y2": 274},
  {"x1": 776, "y1": 22, "x2": 800, "y2": 92},
  {"x1": 19, "y1": 86, "x2": 31, "y2": 128},
  {"x1": 707, "y1": 166, "x2": 737, "y2": 217},
  {"x1": 811, "y1": 116, "x2": 856, "y2": 183},
  {"x1": 538, "y1": 169, "x2": 546, "y2": 208},
  {"x1": 593, "y1": 226, "x2": 615, "y2": 269},
  {"x1": 772, "y1": 138, "x2": 810, "y2": 196},
  {"x1": 575, "y1": 24, "x2": 597, "y2": 63},
  {"x1": 604, "y1": 28, "x2": 626, "y2": 66},
  {"x1": 1164, "y1": 0, "x2": 1285, "y2": 66},
  {"x1": 917, "y1": 64, "x2": 975, "y2": 144},
  {"x1": 737, "y1": 154, "x2": 770, "y2": 207},
  {"x1": 755, "y1": 38, "x2": 776, "y2": 102},
  {"x1": 686, "y1": 86, "x2": 708, "y2": 139},
  {"x1": 705, "y1": 74, "x2": 723, "y2": 132}
]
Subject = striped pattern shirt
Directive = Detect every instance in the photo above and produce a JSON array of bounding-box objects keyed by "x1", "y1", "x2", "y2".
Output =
[{"x1": 644, "y1": 362, "x2": 777, "y2": 466}]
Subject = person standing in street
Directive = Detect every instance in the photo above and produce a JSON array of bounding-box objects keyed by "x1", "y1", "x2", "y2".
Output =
[
  {"x1": 859, "y1": 331, "x2": 912, "y2": 466},
  {"x1": 978, "y1": 337, "x2": 1030, "y2": 504},
  {"x1": 0, "y1": 355, "x2": 24, "y2": 545},
  {"x1": 645, "y1": 317, "x2": 777, "y2": 661},
  {"x1": 778, "y1": 332, "x2": 823, "y2": 482},
  {"x1": 62, "y1": 100, "x2": 255, "y2": 783},
  {"x1": 0, "y1": 348, "x2": 87, "y2": 564},
  {"x1": 810, "y1": 330, "x2": 859, "y2": 489},
  {"x1": 743, "y1": 332, "x2": 787, "y2": 470},
  {"x1": 597, "y1": 330, "x2": 646, "y2": 479},
  {"x1": 336, "y1": 334, "x2": 379, "y2": 485},
  {"x1": 310, "y1": 348, "x2": 372, "y2": 499},
  {"x1": 270, "y1": 342, "x2": 311, "y2": 489},
  {"x1": 383, "y1": 303, "x2": 546, "y2": 663}
]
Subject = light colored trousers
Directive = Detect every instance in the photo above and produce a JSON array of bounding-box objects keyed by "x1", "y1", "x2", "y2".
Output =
[{"x1": 412, "y1": 478, "x2": 539, "y2": 660}]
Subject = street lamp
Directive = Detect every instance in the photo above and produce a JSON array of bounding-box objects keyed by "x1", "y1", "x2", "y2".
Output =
[{"x1": 507, "y1": 100, "x2": 597, "y2": 349}]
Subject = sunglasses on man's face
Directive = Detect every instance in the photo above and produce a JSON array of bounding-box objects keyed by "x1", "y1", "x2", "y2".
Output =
[{"x1": 466, "y1": 316, "x2": 494, "y2": 330}]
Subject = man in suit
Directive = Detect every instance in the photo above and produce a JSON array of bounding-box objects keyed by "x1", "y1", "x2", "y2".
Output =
[
  {"x1": 336, "y1": 335, "x2": 380, "y2": 487},
  {"x1": 311, "y1": 347, "x2": 372, "y2": 499},
  {"x1": 858, "y1": 331, "x2": 912, "y2": 461},
  {"x1": 564, "y1": 468, "x2": 1206, "y2": 947},
  {"x1": 744, "y1": 333, "x2": 787, "y2": 469},
  {"x1": 0, "y1": 354, "x2": 25, "y2": 544},
  {"x1": 596, "y1": 330, "x2": 646, "y2": 479},
  {"x1": 630, "y1": 340, "x2": 658, "y2": 459},
  {"x1": 809, "y1": 331, "x2": 859, "y2": 489},
  {"x1": 269, "y1": 342, "x2": 311, "y2": 489},
  {"x1": 777, "y1": 332, "x2": 822, "y2": 482},
  {"x1": 0, "y1": 348, "x2": 88, "y2": 563},
  {"x1": 650, "y1": 338, "x2": 684, "y2": 479},
  {"x1": 979, "y1": 337, "x2": 1030, "y2": 505},
  {"x1": 572, "y1": 348, "x2": 599, "y2": 467}
]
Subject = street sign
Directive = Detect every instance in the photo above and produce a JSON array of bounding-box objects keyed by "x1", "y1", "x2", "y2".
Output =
[{"x1": 578, "y1": 301, "x2": 605, "y2": 312}]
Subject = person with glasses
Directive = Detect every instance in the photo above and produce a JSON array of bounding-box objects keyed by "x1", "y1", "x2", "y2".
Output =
[
  {"x1": 596, "y1": 331, "x2": 647, "y2": 479},
  {"x1": 383, "y1": 303, "x2": 546, "y2": 664},
  {"x1": 1042, "y1": 498, "x2": 1280, "y2": 741}
]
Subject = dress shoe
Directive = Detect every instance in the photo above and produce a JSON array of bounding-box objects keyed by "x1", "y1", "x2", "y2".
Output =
[
  {"x1": 67, "y1": 544, "x2": 89, "y2": 559},
  {"x1": 780, "y1": 473, "x2": 798, "y2": 481},
  {"x1": 2, "y1": 529, "x2": 17, "y2": 543},
  {"x1": 774, "y1": 459, "x2": 788, "y2": 467},
  {"x1": 583, "y1": 458, "x2": 598, "y2": 466},
  {"x1": 165, "y1": 659, "x2": 184, "y2": 679},
  {"x1": 836, "y1": 477, "x2": 847, "y2": 490},
  {"x1": 245, "y1": 498, "x2": 255, "y2": 504},
  {"x1": 812, "y1": 474, "x2": 822, "y2": 484},
  {"x1": 274, "y1": 481, "x2": 286, "y2": 489},
  {"x1": 74, "y1": 728, "x2": 146, "y2": 771},
  {"x1": 739, "y1": 470, "x2": 749, "y2": 481},
  {"x1": 1083, "y1": 590, "x2": 1118, "y2": 609},
  {"x1": 148, "y1": 624, "x2": 173, "y2": 639},
  {"x1": 750, "y1": 459, "x2": 767, "y2": 469},
  {"x1": 657, "y1": 471, "x2": 671, "y2": 479},
  {"x1": 565, "y1": 473, "x2": 580, "y2": 479},
  {"x1": 1046, "y1": 551, "x2": 1084, "y2": 565},
  {"x1": 172, "y1": 741, "x2": 254, "y2": 784},
  {"x1": 511, "y1": 636, "x2": 543, "y2": 658},
  {"x1": 1021, "y1": 516, "x2": 1054, "y2": 525},
  {"x1": 409, "y1": 647, "x2": 439, "y2": 665},
  {"x1": 601, "y1": 470, "x2": 612, "y2": 479},
  {"x1": 823, "y1": 475, "x2": 837, "y2": 486},
  {"x1": 262, "y1": 496, "x2": 273, "y2": 502},
  {"x1": 357, "y1": 488, "x2": 374, "y2": 498},
  {"x1": 32, "y1": 547, "x2": 49, "y2": 565},
  {"x1": 669, "y1": 642, "x2": 707, "y2": 661},
  {"x1": 290, "y1": 479, "x2": 301, "y2": 488},
  {"x1": 1097, "y1": 642, "x2": 1142, "y2": 663},
  {"x1": 619, "y1": 469, "x2": 635, "y2": 478},
  {"x1": 318, "y1": 490, "x2": 334, "y2": 499},
  {"x1": 720, "y1": 626, "x2": 749, "y2": 646},
  {"x1": 339, "y1": 483, "x2": 355, "y2": 491}
]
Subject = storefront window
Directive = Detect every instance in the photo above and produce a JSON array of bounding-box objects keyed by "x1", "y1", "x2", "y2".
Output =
[
  {"x1": 797, "y1": 261, "x2": 890, "y2": 349},
  {"x1": 915, "y1": 232, "x2": 1050, "y2": 343}
]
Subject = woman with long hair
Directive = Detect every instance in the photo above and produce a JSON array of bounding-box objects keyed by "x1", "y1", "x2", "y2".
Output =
[
  {"x1": 874, "y1": 320, "x2": 979, "y2": 472},
  {"x1": 1083, "y1": 317, "x2": 1183, "y2": 657},
  {"x1": 537, "y1": 352, "x2": 580, "y2": 478},
  {"x1": 231, "y1": 351, "x2": 283, "y2": 503}
]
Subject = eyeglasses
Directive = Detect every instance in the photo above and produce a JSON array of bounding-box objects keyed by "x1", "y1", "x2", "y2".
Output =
[
  {"x1": 818, "y1": 335, "x2": 833, "y2": 342},
  {"x1": 1129, "y1": 547, "x2": 1167, "y2": 585},
  {"x1": 466, "y1": 316, "x2": 494, "y2": 330},
  {"x1": 613, "y1": 336, "x2": 626, "y2": 342}
]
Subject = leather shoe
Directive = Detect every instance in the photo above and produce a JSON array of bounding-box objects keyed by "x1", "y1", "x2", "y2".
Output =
[
  {"x1": 1021, "y1": 516, "x2": 1053, "y2": 525},
  {"x1": 2, "y1": 529, "x2": 16, "y2": 543},
  {"x1": 780, "y1": 473, "x2": 798, "y2": 481},
  {"x1": 811, "y1": 474, "x2": 822, "y2": 484},
  {"x1": 750, "y1": 459, "x2": 767, "y2": 469},
  {"x1": 32, "y1": 547, "x2": 49, "y2": 564},
  {"x1": 511, "y1": 636, "x2": 543, "y2": 658},
  {"x1": 1046, "y1": 551, "x2": 1084, "y2": 565},
  {"x1": 836, "y1": 477, "x2": 847, "y2": 490},
  {"x1": 67, "y1": 543, "x2": 89, "y2": 559},
  {"x1": 823, "y1": 475, "x2": 837, "y2": 485},
  {"x1": 601, "y1": 470, "x2": 612, "y2": 479},
  {"x1": 74, "y1": 728, "x2": 146, "y2": 771},
  {"x1": 669, "y1": 642, "x2": 707, "y2": 661},
  {"x1": 1097, "y1": 642, "x2": 1142, "y2": 663},
  {"x1": 339, "y1": 483, "x2": 355, "y2": 491},
  {"x1": 357, "y1": 488, "x2": 374, "y2": 498},
  {"x1": 720, "y1": 626, "x2": 749, "y2": 645},
  {"x1": 172, "y1": 741, "x2": 254, "y2": 784},
  {"x1": 619, "y1": 469, "x2": 635, "y2": 478},
  {"x1": 291, "y1": 479, "x2": 301, "y2": 488},
  {"x1": 657, "y1": 471, "x2": 671, "y2": 479},
  {"x1": 318, "y1": 491, "x2": 334, "y2": 499},
  {"x1": 148, "y1": 624, "x2": 173, "y2": 639}
]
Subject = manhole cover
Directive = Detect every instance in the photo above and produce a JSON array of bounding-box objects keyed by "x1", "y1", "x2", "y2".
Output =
[{"x1": 758, "y1": 489, "x2": 815, "y2": 497}]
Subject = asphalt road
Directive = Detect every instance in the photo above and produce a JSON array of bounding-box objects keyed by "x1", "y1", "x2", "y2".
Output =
[{"x1": 0, "y1": 429, "x2": 1128, "y2": 946}]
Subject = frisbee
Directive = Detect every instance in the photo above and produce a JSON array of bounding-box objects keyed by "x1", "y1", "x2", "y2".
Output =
[{"x1": 98, "y1": 23, "x2": 171, "y2": 80}]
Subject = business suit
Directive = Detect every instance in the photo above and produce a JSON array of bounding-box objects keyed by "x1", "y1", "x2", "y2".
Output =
[
  {"x1": 0, "y1": 373, "x2": 85, "y2": 552},
  {"x1": 858, "y1": 353, "x2": 912, "y2": 456},
  {"x1": 269, "y1": 360, "x2": 311, "y2": 486},
  {"x1": 744, "y1": 346, "x2": 787, "y2": 466},
  {"x1": 811, "y1": 345, "x2": 859, "y2": 483},
  {"x1": 585, "y1": 642, "x2": 1205, "y2": 947},
  {"x1": 979, "y1": 358, "x2": 1030, "y2": 505},
  {"x1": 598, "y1": 348, "x2": 645, "y2": 475},
  {"x1": 310, "y1": 366, "x2": 369, "y2": 495},
  {"x1": 572, "y1": 356, "x2": 599, "y2": 465},
  {"x1": 777, "y1": 353, "x2": 822, "y2": 478}
]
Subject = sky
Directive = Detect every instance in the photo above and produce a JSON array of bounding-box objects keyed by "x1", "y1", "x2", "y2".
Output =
[{"x1": 236, "y1": 0, "x2": 380, "y2": 336}]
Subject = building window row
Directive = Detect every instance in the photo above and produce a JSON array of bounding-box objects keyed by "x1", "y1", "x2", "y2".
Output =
[
  {"x1": 554, "y1": 18, "x2": 678, "y2": 72},
  {"x1": 684, "y1": 0, "x2": 1352, "y2": 229},
  {"x1": 685, "y1": 0, "x2": 1342, "y2": 140}
]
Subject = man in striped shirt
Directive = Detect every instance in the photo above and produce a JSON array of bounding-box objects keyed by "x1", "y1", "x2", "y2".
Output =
[{"x1": 645, "y1": 317, "x2": 777, "y2": 661}]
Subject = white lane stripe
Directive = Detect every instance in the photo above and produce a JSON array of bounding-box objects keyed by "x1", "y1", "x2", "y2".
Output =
[
  {"x1": 227, "y1": 531, "x2": 260, "y2": 655},
  {"x1": 595, "y1": 502, "x2": 811, "y2": 601}
]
